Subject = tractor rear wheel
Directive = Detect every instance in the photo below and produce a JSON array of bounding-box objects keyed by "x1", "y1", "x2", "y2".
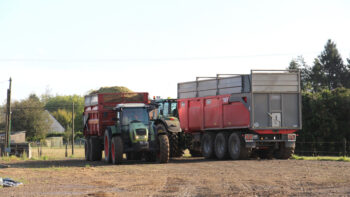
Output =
[
  {"x1": 215, "y1": 132, "x2": 228, "y2": 159},
  {"x1": 201, "y1": 133, "x2": 215, "y2": 159},
  {"x1": 104, "y1": 129, "x2": 112, "y2": 163},
  {"x1": 168, "y1": 132, "x2": 184, "y2": 157},
  {"x1": 158, "y1": 135, "x2": 170, "y2": 163},
  {"x1": 111, "y1": 136, "x2": 123, "y2": 165}
]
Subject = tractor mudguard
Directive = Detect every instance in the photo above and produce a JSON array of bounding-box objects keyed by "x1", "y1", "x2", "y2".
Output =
[
  {"x1": 110, "y1": 125, "x2": 121, "y2": 135},
  {"x1": 163, "y1": 119, "x2": 182, "y2": 133}
]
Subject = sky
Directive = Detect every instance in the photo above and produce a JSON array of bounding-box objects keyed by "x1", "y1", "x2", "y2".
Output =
[{"x1": 0, "y1": 0, "x2": 350, "y2": 103}]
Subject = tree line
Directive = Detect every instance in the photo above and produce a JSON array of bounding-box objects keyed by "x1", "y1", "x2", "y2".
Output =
[
  {"x1": 289, "y1": 39, "x2": 350, "y2": 156},
  {"x1": 0, "y1": 86, "x2": 133, "y2": 142}
]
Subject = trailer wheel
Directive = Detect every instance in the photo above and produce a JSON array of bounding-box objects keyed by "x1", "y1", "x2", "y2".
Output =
[
  {"x1": 202, "y1": 133, "x2": 215, "y2": 159},
  {"x1": 228, "y1": 133, "x2": 241, "y2": 160},
  {"x1": 111, "y1": 136, "x2": 123, "y2": 164},
  {"x1": 90, "y1": 137, "x2": 102, "y2": 161},
  {"x1": 104, "y1": 129, "x2": 112, "y2": 163},
  {"x1": 274, "y1": 143, "x2": 295, "y2": 159},
  {"x1": 84, "y1": 137, "x2": 90, "y2": 161},
  {"x1": 158, "y1": 135, "x2": 170, "y2": 163},
  {"x1": 215, "y1": 132, "x2": 228, "y2": 159}
]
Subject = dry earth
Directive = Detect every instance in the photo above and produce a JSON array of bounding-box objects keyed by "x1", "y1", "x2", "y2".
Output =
[{"x1": 1, "y1": 157, "x2": 350, "y2": 196}]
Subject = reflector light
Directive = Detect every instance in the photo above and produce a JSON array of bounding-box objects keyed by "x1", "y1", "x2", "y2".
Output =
[
  {"x1": 245, "y1": 134, "x2": 253, "y2": 142},
  {"x1": 242, "y1": 97, "x2": 247, "y2": 103},
  {"x1": 288, "y1": 134, "x2": 296, "y2": 141}
]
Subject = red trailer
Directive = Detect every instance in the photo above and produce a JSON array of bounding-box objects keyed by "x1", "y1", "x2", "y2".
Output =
[{"x1": 177, "y1": 70, "x2": 301, "y2": 159}]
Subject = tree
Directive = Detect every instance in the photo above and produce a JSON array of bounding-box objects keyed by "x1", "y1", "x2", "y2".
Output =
[
  {"x1": 45, "y1": 95, "x2": 84, "y2": 133},
  {"x1": 288, "y1": 56, "x2": 312, "y2": 91},
  {"x1": 310, "y1": 39, "x2": 349, "y2": 90},
  {"x1": 11, "y1": 94, "x2": 52, "y2": 141}
]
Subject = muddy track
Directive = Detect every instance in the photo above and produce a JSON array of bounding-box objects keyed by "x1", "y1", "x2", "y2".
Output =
[{"x1": 1, "y1": 158, "x2": 350, "y2": 196}]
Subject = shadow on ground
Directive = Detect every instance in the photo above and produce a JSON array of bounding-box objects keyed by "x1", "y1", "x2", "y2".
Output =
[{"x1": 2, "y1": 157, "x2": 221, "y2": 168}]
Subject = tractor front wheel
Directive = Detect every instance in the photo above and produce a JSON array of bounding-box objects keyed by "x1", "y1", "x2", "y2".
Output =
[
  {"x1": 158, "y1": 135, "x2": 170, "y2": 163},
  {"x1": 111, "y1": 136, "x2": 123, "y2": 165}
]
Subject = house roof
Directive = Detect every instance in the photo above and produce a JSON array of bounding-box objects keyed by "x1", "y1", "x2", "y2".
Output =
[{"x1": 45, "y1": 110, "x2": 65, "y2": 133}]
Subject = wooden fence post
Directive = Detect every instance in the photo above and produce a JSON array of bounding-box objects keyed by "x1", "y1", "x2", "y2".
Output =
[
  {"x1": 65, "y1": 143, "x2": 68, "y2": 157},
  {"x1": 344, "y1": 138, "x2": 347, "y2": 157}
]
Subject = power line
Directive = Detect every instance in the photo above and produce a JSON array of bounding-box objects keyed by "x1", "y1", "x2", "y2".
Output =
[{"x1": 0, "y1": 53, "x2": 318, "y2": 63}]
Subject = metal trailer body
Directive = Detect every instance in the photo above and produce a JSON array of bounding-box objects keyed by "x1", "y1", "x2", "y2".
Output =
[
  {"x1": 177, "y1": 70, "x2": 301, "y2": 159},
  {"x1": 83, "y1": 92, "x2": 149, "y2": 137}
]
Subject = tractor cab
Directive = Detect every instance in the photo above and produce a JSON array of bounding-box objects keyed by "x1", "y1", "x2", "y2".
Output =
[
  {"x1": 114, "y1": 103, "x2": 153, "y2": 151},
  {"x1": 152, "y1": 99, "x2": 178, "y2": 119}
]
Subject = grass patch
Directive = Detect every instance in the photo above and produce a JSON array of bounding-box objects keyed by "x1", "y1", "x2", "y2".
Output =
[{"x1": 292, "y1": 155, "x2": 350, "y2": 162}]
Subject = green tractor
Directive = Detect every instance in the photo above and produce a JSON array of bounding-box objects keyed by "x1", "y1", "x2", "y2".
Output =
[
  {"x1": 104, "y1": 103, "x2": 170, "y2": 164},
  {"x1": 150, "y1": 99, "x2": 185, "y2": 157}
]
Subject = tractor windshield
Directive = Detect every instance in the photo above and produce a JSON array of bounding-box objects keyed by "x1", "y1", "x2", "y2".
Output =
[{"x1": 122, "y1": 107, "x2": 149, "y2": 125}]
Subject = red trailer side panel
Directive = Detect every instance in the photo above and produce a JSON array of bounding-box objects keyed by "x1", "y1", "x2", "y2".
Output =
[
  {"x1": 204, "y1": 97, "x2": 222, "y2": 129},
  {"x1": 178, "y1": 94, "x2": 251, "y2": 133},
  {"x1": 188, "y1": 99, "x2": 202, "y2": 131},
  {"x1": 223, "y1": 102, "x2": 250, "y2": 128}
]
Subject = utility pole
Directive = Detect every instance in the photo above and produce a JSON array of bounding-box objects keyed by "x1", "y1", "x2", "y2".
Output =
[
  {"x1": 5, "y1": 78, "x2": 12, "y2": 156},
  {"x1": 72, "y1": 102, "x2": 74, "y2": 155}
]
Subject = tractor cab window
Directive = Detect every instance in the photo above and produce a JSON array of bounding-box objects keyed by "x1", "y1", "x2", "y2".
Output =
[
  {"x1": 163, "y1": 102, "x2": 169, "y2": 117},
  {"x1": 170, "y1": 102, "x2": 177, "y2": 116},
  {"x1": 121, "y1": 108, "x2": 149, "y2": 125},
  {"x1": 158, "y1": 103, "x2": 164, "y2": 116}
]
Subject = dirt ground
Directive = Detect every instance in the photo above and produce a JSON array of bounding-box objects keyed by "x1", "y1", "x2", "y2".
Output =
[{"x1": 1, "y1": 157, "x2": 350, "y2": 197}]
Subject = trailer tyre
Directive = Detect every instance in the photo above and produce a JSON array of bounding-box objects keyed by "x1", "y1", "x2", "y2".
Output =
[
  {"x1": 158, "y1": 134, "x2": 170, "y2": 163},
  {"x1": 215, "y1": 132, "x2": 228, "y2": 159},
  {"x1": 228, "y1": 133, "x2": 241, "y2": 160},
  {"x1": 90, "y1": 137, "x2": 102, "y2": 161},
  {"x1": 104, "y1": 129, "x2": 112, "y2": 163},
  {"x1": 111, "y1": 136, "x2": 123, "y2": 164},
  {"x1": 84, "y1": 137, "x2": 91, "y2": 161},
  {"x1": 202, "y1": 133, "x2": 215, "y2": 159}
]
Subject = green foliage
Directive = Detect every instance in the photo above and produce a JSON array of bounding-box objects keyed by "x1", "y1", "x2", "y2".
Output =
[
  {"x1": 75, "y1": 131, "x2": 84, "y2": 139},
  {"x1": 46, "y1": 132, "x2": 64, "y2": 138},
  {"x1": 89, "y1": 86, "x2": 133, "y2": 94},
  {"x1": 291, "y1": 155, "x2": 350, "y2": 162},
  {"x1": 51, "y1": 109, "x2": 72, "y2": 131},
  {"x1": 288, "y1": 56, "x2": 312, "y2": 91},
  {"x1": 45, "y1": 95, "x2": 84, "y2": 133},
  {"x1": 310, "y1": 39, "x2": 349, "y2": 90},
  {"x1": 288, "y1": 40, "x2": 350, "y2": 156},
  {"x1": 297, "y1": 88, "x2": 350, "y2": 155},
  {"x1": 11, "y1": 94, "x2": 52, "y2": 141}
]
